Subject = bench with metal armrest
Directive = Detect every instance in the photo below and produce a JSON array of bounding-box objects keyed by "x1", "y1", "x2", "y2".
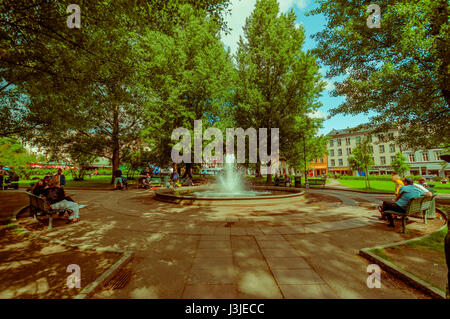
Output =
[{"x1": 25, "y1": 192, "x2": 73, "y2": 230}]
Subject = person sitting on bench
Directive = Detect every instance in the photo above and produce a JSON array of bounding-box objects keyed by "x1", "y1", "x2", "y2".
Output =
[
  {"x1": 43, "y1": 188, "x2": 79, "y2": 223},
  {"x1": 378, "y1": 177, "x2": 424, "y2": 227}
]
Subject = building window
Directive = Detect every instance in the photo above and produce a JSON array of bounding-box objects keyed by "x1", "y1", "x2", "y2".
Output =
[
  {"x1": 378, "y1": 134, "x2": 384, "y2": 142},
  {"x1": 345, "y1": 137, "x2": 351, "y2": 145},
  {"x1": 330, "y1": 140, "x2": 334, "y2": 147},
  {"x1": 367, "y1": 135, "x2": 372, "y2": 142},
  {"x1": 347, "y1": 148, "x2": 352, "y2": 155},
  {"x1": 330, "y1": 150, "x2": 334, "y2": 157},
  {"x1": 368, "y1": 146, "x2": 373, "y2": 153},
  {"x1": 379, "y1": 145, "x2": 385, "y2": 153},
  {"x1": 435, "y1": 151, "x2": 441, "y2": 160},
  {"x1": 388, "y1": 132, "x2": 394, "y2": 139},
  {"x1": 356, "y1": 136, "x2": 361, "y2": 144},
  {"x1": 338, "y1": 149, "x2": 342, "y2": 156},
  {"x1": 409, "y1": 154, "x2": 415, "y2": 162},
  {"x1": 422, "y1": 152, "x2": 429, "y2": 161},
  {"x1": 337, "y1": 139, "x2": 341, "y2": 146},
  {"x1": 320, "y1": 158, "x2": 324, "y2": 163},
  {"x1": 389, "y1": 144, "x2": 395, "y2": 153},
  {"x1": 331, "y1": 159, "x2": 335, "y2": 166},
  {"x1": 380, "y1": 156, "x2": 386, "y2": 165},
  {"x1": 338, "y1": 159, "x2": 343, "y2": 166},
  {"x1": 391, "y1": 156, "x2": 396, "y2": 162}
]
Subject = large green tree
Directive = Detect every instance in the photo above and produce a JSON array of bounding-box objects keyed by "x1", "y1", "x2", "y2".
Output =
[
  {"x1": 0, "y1": 137, "x2": 41, "y2": 179},
  {"x1": 347, "y1": 136, "x2": 374, "y2": 189},
  {"x1": 391, "y1": 152, "x2": 410, "y2": 177},
  {"x1": 0, "y1": 0, "x2": 232, "y2": 180},
  {"x1": 235, "y1": 0, "x2": 325, "y2": 181},
  {"x1": 137, "y1": 5, "x2": 236, "y2": 168},
  {"x1": 309, "y1": 0, "x2": 449, "y2": 150}
]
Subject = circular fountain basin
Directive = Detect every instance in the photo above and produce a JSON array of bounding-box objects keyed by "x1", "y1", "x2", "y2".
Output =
[{"x1": 154, "y1": 186, "x2": 305, "y2": 206}]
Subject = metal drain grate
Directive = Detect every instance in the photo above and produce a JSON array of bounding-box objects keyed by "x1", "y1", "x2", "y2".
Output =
[{"x1": 102, "y1": 269, "x2": 133, "y2": 290}]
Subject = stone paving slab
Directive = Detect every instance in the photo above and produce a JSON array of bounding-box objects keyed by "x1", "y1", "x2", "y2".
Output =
[
  {"x1": 279, "y1": 284, "x2": 338, "y2": 299},
  {"x1": 191, "y1": 257, "x2": 233, "y2": 269},
  {"x1": 265, "y1": 257, "x2": 311, "y2": 270},
  {"x1": 272, "y1": 269, "x2": 325, "y2": 285},
  {"x1": 196, "y1": 248, "x2": 232, "y2": 258},
  {"x1": 198, "y1": 241, "x2": 231, "y2": 249},
  {"x1": 182, "y1": 284, "x2": 237, "y2": 299},
  {"x1": 260, "y1": 248, "x2": 301, "y2": 258},
  {"x1": 188, "y1": 268, "x2": 235, "y2": 284}
]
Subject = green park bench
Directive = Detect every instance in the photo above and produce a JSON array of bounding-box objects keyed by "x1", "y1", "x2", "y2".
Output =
[
  {"x1": 307, "y1": 178, "x2": 326, "y2": 188},
  {"x1": 383, "y1": 196, "x2": 429, "y2": 233},
  {"x1": 25, "y1": 192, "x2": 73, "y2": 230}
]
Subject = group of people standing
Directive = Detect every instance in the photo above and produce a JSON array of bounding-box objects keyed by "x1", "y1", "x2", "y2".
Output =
[{"x1": 30, "y1": 169, "x2": 81, "y2": 223}]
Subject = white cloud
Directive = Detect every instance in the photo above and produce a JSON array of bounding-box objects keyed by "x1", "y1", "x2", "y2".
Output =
[
  {"x1": 279, "y1": 0, "x2": 308, "y2": 12},
  {"x1": 221, "y1": 0, "x2": 309, "y2": 55},
  {"x1": 324, "y1": 79, "x2": 335, "y2": 91},
  {"x1": 308, "y1": 109, "x2": 328, "y2": 119}
]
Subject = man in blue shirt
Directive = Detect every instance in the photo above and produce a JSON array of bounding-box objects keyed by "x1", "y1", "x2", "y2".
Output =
[
  {"x1": 379, "y1": 177, "x2": 424, "y2": 227},
  {"x1": 55, "y1": 168, "x2": 66, "y2": 188}
]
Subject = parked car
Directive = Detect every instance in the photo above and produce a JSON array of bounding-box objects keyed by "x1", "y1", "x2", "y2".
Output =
[{"x1": 421, "y1": 174, "x2": 436, "y2": 181}]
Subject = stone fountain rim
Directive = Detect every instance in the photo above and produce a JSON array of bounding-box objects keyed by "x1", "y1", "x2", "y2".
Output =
[{"x1": 155, "y1": 185, "x2": 305, "y2": 201}]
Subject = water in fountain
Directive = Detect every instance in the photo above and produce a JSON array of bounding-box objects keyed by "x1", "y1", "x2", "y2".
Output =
[
  {"x1": 215, "y1": 154, "x2": 245, "y2": 194},
  {"x1": 192, "y1": 154, "x2": 271, "y2": 198}
]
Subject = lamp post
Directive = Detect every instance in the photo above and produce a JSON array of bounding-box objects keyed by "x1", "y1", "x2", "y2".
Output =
[{"x1": 303, "y1": 134, "x2": 309, "y2": 189}]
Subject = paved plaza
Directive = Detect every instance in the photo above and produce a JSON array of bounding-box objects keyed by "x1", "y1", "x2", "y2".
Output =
[{"x1": 15, "y1": 188, "x2": 444, "y2": 299}]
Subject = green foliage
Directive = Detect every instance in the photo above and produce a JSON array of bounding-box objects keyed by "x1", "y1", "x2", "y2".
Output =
[
  {"x1": 405, "y1": 227, "x2": 448, "y2": 251},
  {"x1": 347, "y1": 136, "x2": 374, "y2": 188},
  {"x1": 137, "y1": 5, "x2": 236, "y2": 167},
  {"x1": 0, "y1": 0, "x2": 232, "y2": 179},
  {"x1": 0, "y1": 137, "x2": 40, "y2": 179},
  {"x1": 391, "y1": 152, "x2": 410, "y2": 177},
  {"x1": 309, "y1": 0, "x2": 450, "y2": 150},
  {"x1": 234, "y1": 0, "x2": 325, "y2": 177}
]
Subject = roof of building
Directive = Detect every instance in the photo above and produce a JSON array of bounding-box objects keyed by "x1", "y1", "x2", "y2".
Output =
[{"x1": 327, "y1": 124, "x2": 371, "y2": 137}]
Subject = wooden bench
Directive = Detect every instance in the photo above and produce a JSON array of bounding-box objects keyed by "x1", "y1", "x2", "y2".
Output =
[
  {"x1": 307, "y1": 179, "x2": 326, "y2": 188},
  {"x1": 383, "y1": 196, "x2": 425, "y2": 233},
  {"x1": 26, "y1": 192, "x2": 73, "y2": 230}
]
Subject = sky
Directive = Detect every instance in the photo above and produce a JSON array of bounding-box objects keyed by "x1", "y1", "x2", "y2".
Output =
[{"x1": 220, "y1": 0, "x2": 371, "y2": 136}]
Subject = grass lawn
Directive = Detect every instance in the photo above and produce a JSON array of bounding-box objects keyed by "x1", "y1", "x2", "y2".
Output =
[
  {"x1": 14, "y1": 175, "x2": 138, "y2": 189},
  {"x1": 337, "y1": 179, "x2": 450, "y2": 194},
  {"x1": 246, "y1": 175, "x2": 328, "y2": 188}
]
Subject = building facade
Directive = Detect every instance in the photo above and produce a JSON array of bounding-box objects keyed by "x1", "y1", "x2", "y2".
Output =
[
  {"x1": 327, "y1": 127, "x2": 402, "y2": 176},
  {"x1": 326, "y1": 126, "x2": 448, "y2": 177},
  {"x1": 309, "y1": 155, "x2": 328, "y2": 177},
  {"x1": 402, "y1": 149, "x2": 449, "y2": 177}
]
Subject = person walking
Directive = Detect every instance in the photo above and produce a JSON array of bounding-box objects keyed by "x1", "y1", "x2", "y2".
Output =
[{"x1": 114, "y1": 168, "x2": 123, "y2": 190}]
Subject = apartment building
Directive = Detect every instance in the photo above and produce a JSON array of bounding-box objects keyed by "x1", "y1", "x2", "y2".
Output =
[
  {"x1": 326, "y1": 126, "x2": 448, "y2": 177},
  {"x1": 326, "y1": 126, "x2": 401, "y2": 176},
  {"x1": 402, "y1": 149, "x2": 449, "y2": 177}
]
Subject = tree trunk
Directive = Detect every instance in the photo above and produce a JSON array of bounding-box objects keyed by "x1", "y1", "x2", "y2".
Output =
[
  {"x1": 266, "y1": 160, "x2": 272, "y2": 184},
  {"x1": 255, "y1": 161, "x2": 262, "y2": 177}
]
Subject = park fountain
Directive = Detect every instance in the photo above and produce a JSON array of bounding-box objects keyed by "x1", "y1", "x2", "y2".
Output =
[{"x1": 154, "y1": 154, "x2": 304, "y2": 205}]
